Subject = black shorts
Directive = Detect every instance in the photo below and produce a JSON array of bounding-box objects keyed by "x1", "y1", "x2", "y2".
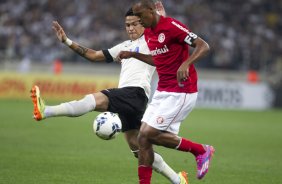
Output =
[{"x1": 101, "y1": 87, "x2": 148, "y2": 132}]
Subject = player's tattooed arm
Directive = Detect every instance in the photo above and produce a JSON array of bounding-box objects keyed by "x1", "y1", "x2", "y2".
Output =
[
  {"x1": 74, "y1": 45, "x2": 89, "y2": 56},
  {"x1": 69, "y1": 43, "x2": 105, "y2": 62}
]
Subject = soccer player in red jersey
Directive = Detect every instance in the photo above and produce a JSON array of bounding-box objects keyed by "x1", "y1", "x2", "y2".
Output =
[
  {"x1": 31, "y1": 7, "x2": 188, "y2": 184},
  {"x1": 118, "y1": 1, "x2": 215, "y2": 183}
]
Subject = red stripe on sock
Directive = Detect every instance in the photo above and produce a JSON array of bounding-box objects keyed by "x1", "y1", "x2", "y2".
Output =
[
  {"x1": 138, "y1": 165, "x2": 152, "y2": 184},
  {"x1": 177, "y1": 138, "x2": 205, "y2": 156}
]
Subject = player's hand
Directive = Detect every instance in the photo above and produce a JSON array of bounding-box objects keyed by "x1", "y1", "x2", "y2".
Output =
[
  {"x1": 177, "y1": 62, "x2": 190, "y2": 83},
  {"x1": 154, "y1": 0, "x2": 166, "y2": 16},
  {"x1": 52, "y1": 21, "x2": 67, "y2": 43},
  {"x1": 117, "y1": 51, "x2": 133, "y2": 63}
]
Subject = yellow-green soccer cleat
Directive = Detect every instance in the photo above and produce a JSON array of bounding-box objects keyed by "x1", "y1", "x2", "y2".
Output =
[
  {"x1": 30, "y1": 85, "x2": 45, "y2": 121},
  {"x1": 178, "y1": 171, "x2": 189, "y2": 184}
]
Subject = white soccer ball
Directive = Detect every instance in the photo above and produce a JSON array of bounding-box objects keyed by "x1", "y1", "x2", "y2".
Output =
[{"x1": 93, "y1": 112, "x2": 122, "y2": 140}]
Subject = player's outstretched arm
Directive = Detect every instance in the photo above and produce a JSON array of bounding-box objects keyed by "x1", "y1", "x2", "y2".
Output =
[
  {"x1": 52, "y1": 21, "x2": 105, "y2": 62},
  {"x1": 117, "y1": 51, "x2": 155, "y2": 66}
]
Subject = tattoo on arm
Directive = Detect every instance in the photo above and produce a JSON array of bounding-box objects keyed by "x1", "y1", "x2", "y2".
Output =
[{"x1": 75, "y1": 46, "x2": 88, "y2": 56}]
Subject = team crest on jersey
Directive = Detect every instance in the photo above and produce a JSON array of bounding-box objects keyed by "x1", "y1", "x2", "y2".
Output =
[
  {"x1": 158, "y1": 33, "x2": 165, "y2": 43},
  {"x1": 156, "y1": 116, "x2": 164, "y2": 124}
]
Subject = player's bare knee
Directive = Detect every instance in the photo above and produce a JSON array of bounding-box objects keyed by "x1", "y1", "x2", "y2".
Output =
[
  {"x1": 140, "y1": 126, "x2": 162, "y2": 145},
  {"x1": 137, "y1": 131, "x2": 149, "y2": 148}
]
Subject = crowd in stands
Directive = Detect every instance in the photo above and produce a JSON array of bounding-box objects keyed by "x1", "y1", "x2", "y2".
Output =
[{"x1": 0, "y1": 0, "x2": 281, "y2": 71}]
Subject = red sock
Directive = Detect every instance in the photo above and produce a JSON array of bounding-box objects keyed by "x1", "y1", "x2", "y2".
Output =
[
  {"x1": 176, "y1": 138, "x2": 206, "y2": 156},
  {"x1": 138, "y1": 165, "x2": 152, "y2": 184}
]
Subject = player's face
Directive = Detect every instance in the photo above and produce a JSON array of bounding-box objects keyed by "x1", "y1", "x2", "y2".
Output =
[
  {"x1": 132, "y1": 4, "x2": 154, "y2": 28},
  {"x1": 125, "y1": 16, "x2": 144, "y2": 41}
]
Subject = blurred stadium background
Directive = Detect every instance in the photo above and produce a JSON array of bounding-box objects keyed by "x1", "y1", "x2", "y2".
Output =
[
  {"x1": 0, "y1": 0, "x2": 281, "y2": 107},
  {"x1": 1, "y1": 0, "x2": 282, "y2": 184}
]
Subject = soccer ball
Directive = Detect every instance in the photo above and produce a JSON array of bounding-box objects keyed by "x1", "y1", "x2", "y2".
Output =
[{"x1": 93, "y1": 112, "x2": 122, "y2": 140}]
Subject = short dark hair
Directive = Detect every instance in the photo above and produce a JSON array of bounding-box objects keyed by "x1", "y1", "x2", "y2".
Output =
[
  {"x1": 139, "y1": 0, "x2": 155, "y2": 9},
  {"x1": 125, "y1": 8, "x2": 134, "y2": 17}
]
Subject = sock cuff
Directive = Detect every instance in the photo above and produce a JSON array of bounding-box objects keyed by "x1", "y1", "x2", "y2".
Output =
[
  {"x1": 138, "y1": 165, "x2": 153, "y2": 170},
  {"x1": 175, "y1": 137, "x2": 183, "y2": 149}
]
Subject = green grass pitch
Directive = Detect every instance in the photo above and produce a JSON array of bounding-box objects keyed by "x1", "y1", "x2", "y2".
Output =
[{"x1": 0, "y1": 99, "x2": 282, "y2": 184}]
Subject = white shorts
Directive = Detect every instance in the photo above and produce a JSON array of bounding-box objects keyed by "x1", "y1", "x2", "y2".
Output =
[{"x1": 142, "y1": 90, "x2": 198, "y2": 134}]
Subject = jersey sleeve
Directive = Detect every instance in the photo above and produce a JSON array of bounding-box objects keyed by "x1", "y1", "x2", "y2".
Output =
[
  {"x1": 107, "y1": 41, "x2": 127, "y2": 62},
  {"x1": 102, "y1": 50, "x2": 114, "y2": 63},
  {"x1": 169, "y1": 18, "x2": 198, "y2": 46}
]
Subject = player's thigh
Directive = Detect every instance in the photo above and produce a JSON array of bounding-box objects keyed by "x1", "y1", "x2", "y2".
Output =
[{"x1": 93, "y1": 92, "x2": 109, "y2": 111}]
